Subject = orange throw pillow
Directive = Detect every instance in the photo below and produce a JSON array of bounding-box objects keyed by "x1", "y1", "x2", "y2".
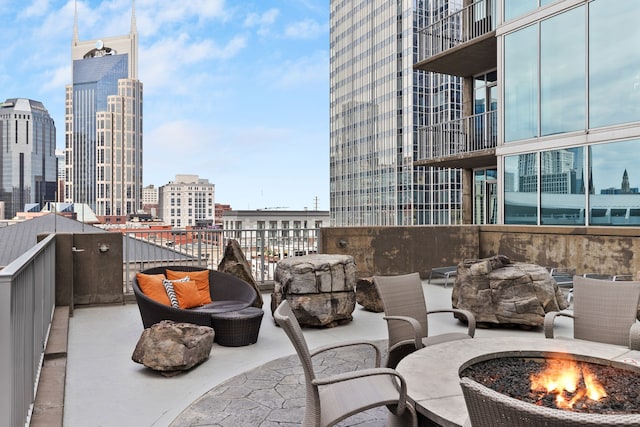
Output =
[
  {"x1": 136, "y1": 273, "x2": 171, "y2": 306},
  {"x1": 172, "y1": 280, "x2": 202, "y2": 309},
  {"x1": 166, "y1": 269, "x2": 212, "y2": 305}
]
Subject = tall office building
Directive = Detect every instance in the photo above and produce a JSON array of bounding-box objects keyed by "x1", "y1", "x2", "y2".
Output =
[
  {"x1": 415, "y1": 0, "x2": 640, "y2": 227},
  {"x1": 329, "y1": 0, "x2": 463, "y2": 226},
  {"x1": 0, "y1": 99, "x2": 57, "y2": 219},
  {"x1": 65, "y1": 1, "x2": 143, "y2": 217}
]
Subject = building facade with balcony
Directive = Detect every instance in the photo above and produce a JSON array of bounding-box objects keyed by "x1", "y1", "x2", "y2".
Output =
[
  {"x1": 329, "y1": 0, "x2": 464, "y2": 227},
  {"x1": 64, "y1": 2, "x2": 143, "y2": 218},
  {"x1": 0, "y1": 98, "x2": 57, "y2": 219},
  {"x1": 158, "y1": 175, "x2": 215, "y2": 228},
  {"x1": 415, "y1": 0, "x2": 640, "y2": 227}
]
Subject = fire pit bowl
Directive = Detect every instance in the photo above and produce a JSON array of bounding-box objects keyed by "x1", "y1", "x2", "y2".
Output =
[
  {"x1": 459, "y1": 352, "x2": 640, "y2": 427},
  {"x1": 394, "y1": 337, "x2": 640, "y2": 427}
]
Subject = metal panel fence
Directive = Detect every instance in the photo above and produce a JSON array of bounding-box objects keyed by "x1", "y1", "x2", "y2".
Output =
[
  {"x1": 0, "y1": 234, "x2": 56, "y2": 427},
  {"x1": 123, "y1": 228, "x2": 320, "y2": 292}
]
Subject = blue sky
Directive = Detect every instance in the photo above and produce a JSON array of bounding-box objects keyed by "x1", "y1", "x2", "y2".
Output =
[{"x1": 0, "y1": 0, "x2": 329, "y2": 211}]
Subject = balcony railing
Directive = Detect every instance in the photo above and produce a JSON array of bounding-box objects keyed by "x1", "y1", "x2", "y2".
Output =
[
  {"x1": 418, "y1": 110, "x2": 497, "y2": 160},
  {"x1": 0, "y1": 234, "x2": 56, "y2": 427},
  {"x1": 417, "y1": 0, "x2": 495, "y2": 62},
  {"x1": 123, "y1": 228, "x2": 320, "y2": 292}
]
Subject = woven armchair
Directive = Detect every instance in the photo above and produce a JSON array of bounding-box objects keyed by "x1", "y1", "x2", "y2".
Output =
[
  {"x1": 132, "y1": 266, "x2": 257, "y2": 328},
  {"x1": 373, "y1": 272, "x2": 476, "y2": 368},
  {"x1": 460, "y1": 376, "x2": 640, "y2": 427},
  {"x1": 544, "y1": 275, "x2": 640, "y2": 349},
  {"x1": 274, "y1": 300, "x2": 417, "y2": 427}
]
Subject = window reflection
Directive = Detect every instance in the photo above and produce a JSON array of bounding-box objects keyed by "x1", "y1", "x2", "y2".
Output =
[
  {"x1": 589, "y1": 140, "x2": 640, "y2": 226},
  {"x1": 504, "y1": 0, "x2": 537, "y2": 22},
  {"x1": 504, "y1": 154, "x2": 537, "y2": 224},
  {"x1": 589, "y1": 0, "x2": 640, "y2": 128},
  {"x1": 504, "y1": 25, "x2": 538, "y2": 142},
  {"x1": 540, "y1": 7, "x2": 585, "y2": 135},
  {"x1": 541, "y1": 148, "x2": 584, "y2": 224},
  {"x1": 504, "y1": 0, "x2": 559, "y2": 22}
]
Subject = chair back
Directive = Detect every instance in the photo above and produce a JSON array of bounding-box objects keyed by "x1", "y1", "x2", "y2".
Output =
[
  {"x1": 572, "y1": 276, "x2": 640, "y2": 346},
  {"x1": 374, "y1": 272, "x2": 428, "y2": 349},
  {"x1": 274, "y1": 300, "x2": 320, "y2": 424},
  {"x1": 460, "y1": 376, "x2": 640, "y2": 427}
]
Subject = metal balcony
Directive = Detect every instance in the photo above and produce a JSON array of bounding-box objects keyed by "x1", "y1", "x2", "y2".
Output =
[
  {"x1": 416, "y1": 110, "x2": 497, "y2": 169},
  {"x1": 415, "y1": 0, "x2": 497, "y2": 77}
]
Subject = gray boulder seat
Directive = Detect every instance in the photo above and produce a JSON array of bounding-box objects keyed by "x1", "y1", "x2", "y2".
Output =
[{"x1": 133, "y1": 266, "x2": 262, "y2": 346}]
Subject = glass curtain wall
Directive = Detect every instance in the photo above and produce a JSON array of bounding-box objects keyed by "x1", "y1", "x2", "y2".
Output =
[
  {"x1": 502, "y1": 1, "x2": 640, "y2": 226},
  {"x1": 329, "y1": 0, "x2": 463, "y2": 226}
]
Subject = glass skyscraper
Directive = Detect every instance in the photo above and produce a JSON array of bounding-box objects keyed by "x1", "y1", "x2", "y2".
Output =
[
  {"x1": 329, "y1": 0, "x2": 463, "y2": 226},
  {"x1": 65, "y1": 1, "x2": 143, "y2": 217},
  {"x1": 415, "y1": 0, "x2": 640, "y2": 227},
  {"x1": 0, "y1": 99, "x2": 57, "y2": 219}
]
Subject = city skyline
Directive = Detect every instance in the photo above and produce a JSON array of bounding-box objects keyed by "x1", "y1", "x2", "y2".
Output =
[{"x1": 0, "y1": 0, "x2": 329, "y2": 211}]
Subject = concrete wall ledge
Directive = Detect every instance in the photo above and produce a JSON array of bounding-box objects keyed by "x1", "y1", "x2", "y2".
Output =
[
  {"x1": 321, "y1": 225, "x2": 640, "y2": 278},
  {"x1": 31, "y1": 306, "x2": 69, "y2": 427}
]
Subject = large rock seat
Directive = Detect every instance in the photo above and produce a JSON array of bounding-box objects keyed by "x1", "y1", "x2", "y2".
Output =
[
  {"x1": 132, "y1": 320, "x2": 214, "y2": 375},
  {"x1": 451, "y1": 255, "x2": 569, "y2": 328},
  {"x1": 271, "y1": 254, "x2": 357, "y2": 327}
]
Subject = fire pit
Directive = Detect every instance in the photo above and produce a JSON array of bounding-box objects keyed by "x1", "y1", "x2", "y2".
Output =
[
  {"x1": 461, "y1": 353, "x2": 640, "y2": 414},
  {"x1": 395, "y1": 336, "x2": 640, "y2": 427}
]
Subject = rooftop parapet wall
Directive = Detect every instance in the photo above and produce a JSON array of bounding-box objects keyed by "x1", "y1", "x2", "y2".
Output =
[
  {"x1": 321, "y1": 225, "x2": 640, "y2": 279},
  {"x1": 320, "y1": 226, "x2": 480, "y2": 278},
  {"x1": 479, "y1": 226, "x2": 640, "y2": 277}
]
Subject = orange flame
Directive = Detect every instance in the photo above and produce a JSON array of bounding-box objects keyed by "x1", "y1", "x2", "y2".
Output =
[{"x1": 530, "y1": 357, "x2": 607, "y2": 409}]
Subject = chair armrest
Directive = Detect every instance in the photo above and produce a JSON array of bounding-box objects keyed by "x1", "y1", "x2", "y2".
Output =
[
  {"x1": 383, "y1": 315, "x2": 425, "y2": 349},
  {"x1": 310, "y1": 340, "x2": 382, "y2": 367},
  {"x1": 544, "y1": 310, "x2": 574, "y2": 338},
  {"x1": 311, "y1": 367, "x2": 410, "y2": 414},
  {"x1": 427, "y1": 309, "x2": 476, "y2": 338},
  {"x1": 630, "y1": 323, "x2": 640, "y2": 350}
]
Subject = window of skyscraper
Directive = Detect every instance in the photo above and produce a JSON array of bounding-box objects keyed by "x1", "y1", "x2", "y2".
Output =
[
  {"x1": 540, "y1": 147, "x2": 584, "y2": 225},
  {"x1": 504, "y1": 153, "x2": 538, "y2": 224},
  {"x1": 589, "y1": 139, "x2": 640, "y2": 226},
  {"x1": 589, "y1": 0, "x2": 640, "y2": 128},
  {"x1": 504, "y1": 24, "x2": 538, "y2": 142},
  {"x1": 540, "y1": 6, "x2": 585, "y2": 136}
]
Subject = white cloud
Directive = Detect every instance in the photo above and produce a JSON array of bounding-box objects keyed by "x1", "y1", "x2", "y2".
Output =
[
  {"x1": 136, "y1": 0, "x2": 228, "y2": 36},
  {"x1": 140, "y1": 32, "x2": 247, "y2": 95},
  {"x1": 244, "y1": 8, "x2": 279, "y2": 36},
  {"x1": 20, "y1": 0, "x2": 50, "y2": 18},
  {"x1": 263, "y1": 50, "x2": 328, "y2": 89},
  {"x1": 284, "y1": 19, "x2": 326, "y2": 39},
  {"x1": 41, "y1": 64, "x2": 71, "y2": 93}
]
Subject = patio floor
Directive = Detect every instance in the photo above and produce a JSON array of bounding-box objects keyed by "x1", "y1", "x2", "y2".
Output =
[{"x1": 64, "y1": 280, "x2": 574, "y2": 426}]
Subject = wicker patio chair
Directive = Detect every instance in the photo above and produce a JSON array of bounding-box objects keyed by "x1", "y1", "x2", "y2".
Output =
[
  {"x1": 373, "y1": 272, "x2": 476, "y2": 368},
  {"x1": 273, "y1": 300, "x2": 417, "y2": 427},
  {"x1": 460, "y1": 376, "x2": 640, "y2": 427},
  {"x1": 544, "y1": 275, "x2": 640, "y2": 349},
  {"x1": 132, "y1": 266, "x2": 257, "y2": 329}
]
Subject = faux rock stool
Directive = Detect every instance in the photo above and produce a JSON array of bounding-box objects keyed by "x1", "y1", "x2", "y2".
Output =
[{"x1": 271, "y1": 254, "x2": 357, "y2": 327}]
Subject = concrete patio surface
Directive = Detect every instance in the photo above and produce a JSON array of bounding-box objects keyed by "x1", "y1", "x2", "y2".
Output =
[{"x1": 64, "y1": 280, "x2": 574, "y2": 426}]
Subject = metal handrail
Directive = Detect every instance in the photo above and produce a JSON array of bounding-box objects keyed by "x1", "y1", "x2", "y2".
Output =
[
  {"x1": 123, "y1": 227, "x2": 321, "y2": 292},
  {"x1": 416, "y1": 0, "x2": 495, "y2": 62},
  {"x1": 0, "y1": 234, "x2": 56, "y2": 427},
  {"x1": 417, "y1": 110, "x2": 497, "y2": 161}
]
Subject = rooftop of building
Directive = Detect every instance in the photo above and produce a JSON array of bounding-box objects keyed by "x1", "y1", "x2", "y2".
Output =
[{"x1": 57, "y1": 280, "x2": 575, "y2": 426}]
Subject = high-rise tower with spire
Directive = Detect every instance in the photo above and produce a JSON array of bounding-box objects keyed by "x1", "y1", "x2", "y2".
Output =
[{"x1": 64, "y1": 0, "x2": 143, "y2": 217}]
